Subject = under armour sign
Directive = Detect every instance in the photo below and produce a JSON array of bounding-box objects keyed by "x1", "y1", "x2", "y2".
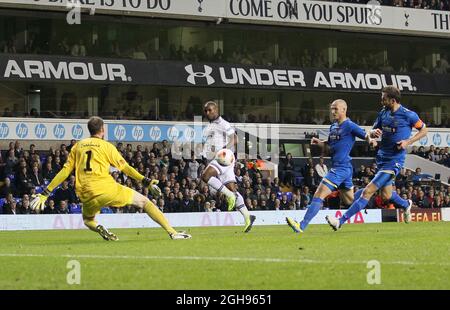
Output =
[{"x1": 185, "y1": 64, "x2": 215, "y2": 85}]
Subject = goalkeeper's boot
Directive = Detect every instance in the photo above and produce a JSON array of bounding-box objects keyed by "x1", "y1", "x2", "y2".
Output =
[
  {"x1": 325, "y1": 215, "x2": 341, "y2": 231},
  {"x1": 96, "y1": 225, "x2": 119, "y2": 241},
  {"x1": 227, "y1": 194, "x2": 237, "y2": 211},
  {"x1": 286, "y1": 217, "x2": 303, "y2": 233},
  {"x1": 404, "y1": 199, "x2": 413, "y2": 224},
  {"x1": 170, "y1": 231, "x2": 192, "y2": 240},
  {"x1": 243, "y1": 215, "x2": 256, "y2": 233}
]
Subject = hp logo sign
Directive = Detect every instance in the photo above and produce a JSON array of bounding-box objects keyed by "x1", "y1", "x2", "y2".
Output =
[
  {"x1": 114, "y1": 125, "x2": 126, "y2": 141},
  {"x1": 35, "y1": 124, "x2": 47, "y2": 139},
  {"x1": 53, "y1": 124, "x2": 66, "y2": 139},
  {"x1": 184, "y1": 126, "x2": 196, "y2": 142},
  {"x1": 72, "y1": 124, "x2": 84, "y2": 140},
  {"x1": 132, "y1": 126, "x2": 144, "y2": 141},
  {"x1": 432, "y1": 133, "x2": 442, "y2": 146},
  {"x1": 167, "y1": 126, "x2": 180, "y2": 141},
  {"x1": 185, "y1": 64, "x2": 215, "y2": 85},
  {"x1": 0, "y1": 123, "x2": 9, "y2": 139},
  {"x1": 16, "y1": 123, "x2": 28, "y2": 139},
  {"x1": 419, "y1": 135, "x2": 428, "y2": 146},
  {"x1": 149, "y1": 126, "x2": 162, "y2": 141}
]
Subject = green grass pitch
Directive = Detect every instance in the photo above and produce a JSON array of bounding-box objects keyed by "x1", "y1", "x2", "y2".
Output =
[{"x1": 0, "y1": 222, "x2": 449, "y2": 290}]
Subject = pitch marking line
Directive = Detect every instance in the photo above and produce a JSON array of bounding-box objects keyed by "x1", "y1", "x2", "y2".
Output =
[{"x1": 0, "y1": 253, "x2": 448, "y2": 267}]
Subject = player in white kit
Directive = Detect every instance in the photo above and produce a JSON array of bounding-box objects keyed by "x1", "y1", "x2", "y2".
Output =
[{"x1": 201, "y1": 101, "x2": 256, "y2": 233}]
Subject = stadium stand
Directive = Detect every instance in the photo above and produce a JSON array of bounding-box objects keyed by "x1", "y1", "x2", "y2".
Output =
[{"x1": 1, "y1": 140, "x2": 448, "y2": 215}]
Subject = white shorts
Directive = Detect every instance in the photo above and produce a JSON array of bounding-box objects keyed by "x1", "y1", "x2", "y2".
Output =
[{"x1": 207, "y1": 159, "x2": 236, "y2": 185}]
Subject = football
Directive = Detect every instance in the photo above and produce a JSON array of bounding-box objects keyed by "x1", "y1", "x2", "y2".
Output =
[{"x1": 215, "y1": 149, "x2": 235, "y2": 166}]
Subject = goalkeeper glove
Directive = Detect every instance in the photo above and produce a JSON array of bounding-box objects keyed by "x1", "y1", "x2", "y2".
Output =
[
  {"x1": 30, "y1": 189, "x2": 51, "y2": 212},
  {"x1": 142, "y1": 178, "x2": 162, "y2": 198}
]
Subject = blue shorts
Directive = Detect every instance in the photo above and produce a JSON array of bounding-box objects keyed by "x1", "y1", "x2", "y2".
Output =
[
  {"x1": 376, "y1": 154, "x2": 403, "y2": 176},
  {"x1": 373, "y1": 154, "x2": 403, "y2": 189},
  {"x1": 371, "y1": 170, "x2": 396, "y2": 189},
  {"x1": 321, "y1": 166, "x2": 354, "y2": 191}
]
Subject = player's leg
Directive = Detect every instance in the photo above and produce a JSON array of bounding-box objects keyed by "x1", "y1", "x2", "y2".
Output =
[
  {"x1": 339, "y1": 188, "x2": 354, "y2": 207},
  {"x1": 353, "y1": 188, "x2": 363, "y2": 202},
  {"x1": 225, "y1": 182, "x2": 256, "y2": 233},
  {"x1": 327, "y1": 172, "x2": 394, "y2": 230},
  {"x1": 339, "y1": 171, "x2": 358, "y2": 207},
  {"x1": 82, "y1": 202, "x2": 118, "y2": 241},
  {"x1": 287, "y1": 183, "x2": 332, "y2": 233},
  {"x1": 201, "y1": 164, "x2": 236, "y2": 210},
  {"x1": 287, "y1": 168, "x2": 342, "y2": 233},
  {"x1": 380, "y1": 184, "x2": 412, "y2": 223},
  {"x1": 337, "y1": 182, "x2": 378, "y2": 227},
  {"x1": 132, "y1": 191, "x2": 191, "y2": 239}
]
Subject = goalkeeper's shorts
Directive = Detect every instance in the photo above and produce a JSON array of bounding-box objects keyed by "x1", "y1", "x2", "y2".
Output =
[{"x1": 79, "y1": 183, "x2": 134, "y2": 218}]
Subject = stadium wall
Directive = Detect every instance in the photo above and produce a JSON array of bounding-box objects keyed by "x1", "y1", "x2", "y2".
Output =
[{"x1": 0, "y1": 210, "x2": 382, "y2": 231}]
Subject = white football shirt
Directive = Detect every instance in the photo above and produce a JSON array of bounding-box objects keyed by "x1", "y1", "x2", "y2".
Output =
[{"x1": 203, "y1": 116, "x2": 235, "y2": 160}]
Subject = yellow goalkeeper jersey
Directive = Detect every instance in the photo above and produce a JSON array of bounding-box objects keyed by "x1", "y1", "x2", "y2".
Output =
[{"x1": 63, "y1": 137, "x2": 127, "y2": 196}]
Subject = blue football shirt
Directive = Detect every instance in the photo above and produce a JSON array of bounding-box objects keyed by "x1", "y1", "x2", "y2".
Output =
[{"x1": 328, "y1": 119, "x2": 367, "y2": 168}]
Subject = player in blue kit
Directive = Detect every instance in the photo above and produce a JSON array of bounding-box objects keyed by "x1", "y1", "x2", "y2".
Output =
[
  {"x1": 326, "y1": 85, "x2": 428, "y2": 230},
  {"x1": 286, "y1": 99, "x2": 377, "y2": 233}
]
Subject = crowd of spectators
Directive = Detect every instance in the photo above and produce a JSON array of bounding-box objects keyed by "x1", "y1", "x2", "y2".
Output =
[
  {"x1": 354, "y1": 165, "x2": 450, "y2": 209},
  {"x1": 2, "y1": 24, "x2": 450, "y2": 76},
  {"x1": 410, "y1": 145, "x2": 450, "y2": 167},
  {"x1": 1, "y1": 141, "x2": 449, "y2": 216},
  {"x1": 278, "y1": 151, "x2": 450, "y2": 209}
]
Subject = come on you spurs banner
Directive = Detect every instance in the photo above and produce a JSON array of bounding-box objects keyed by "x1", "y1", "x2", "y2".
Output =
[{"x1": 1, "y1": 0, "x2": 449, "y2": 37}]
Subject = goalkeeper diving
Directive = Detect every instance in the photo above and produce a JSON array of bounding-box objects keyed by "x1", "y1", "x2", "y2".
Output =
[{"x1": 30, "y1": 116, "x2": 191, "y2": 241}]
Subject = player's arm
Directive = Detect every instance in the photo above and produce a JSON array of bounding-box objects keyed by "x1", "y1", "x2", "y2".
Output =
[
  {"x1": 225, "y1": 123, "x2": 238, "y2": 150},
  {"x1": 397, "y1": 116, "x2": 427, "y2": 150},
  {"x1": 30, "y1": 144, "x2": 76, "y2": 212},
  {"x1": 108, "y1": 144, "x2": 162, "y2": 197},
  {"x1": 365, "y1": 133, "x2": 378, "y2": 148},
  {"x1": 226, "y1": 132, "x2": 238, "y2": 150},
  {"x1": 353, "y1": 123, "x2": 377, "y2": 148},
  {"x1": 370, "y1": 113, "x2": 383, "y2": 139},
  {"x1": 311, "y1": 137, "x2": 327, "y2": 147}
]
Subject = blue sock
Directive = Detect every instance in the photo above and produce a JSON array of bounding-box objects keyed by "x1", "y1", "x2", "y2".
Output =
[
  {"x1": 300, "y1": 197, "x2": 323, "y2": 231},
  {"x1": 354, "y1": 189, "x2": 363, "y2": 201},
  {"x1": 390, "y1": 191, "x2": 409, "y2": 209},
  {"x1": 340, "y1": 197, "x2": 369, "y2": 226}
]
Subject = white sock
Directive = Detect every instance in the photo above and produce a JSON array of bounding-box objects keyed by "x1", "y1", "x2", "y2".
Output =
[
  {"x1": 235, "y1": 192, "x2": 250, "y2": 221},
  {"x1": 207, "y1": 177, "x2": 234, "y2": 199}
]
